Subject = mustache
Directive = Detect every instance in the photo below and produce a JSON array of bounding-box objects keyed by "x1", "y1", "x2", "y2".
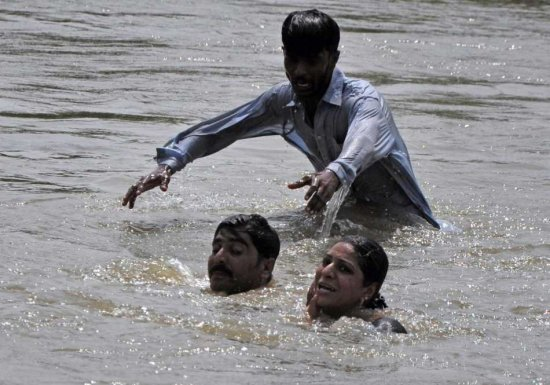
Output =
[{"x1": 209, "y1": 263, "x2": 232, "y2": 276}]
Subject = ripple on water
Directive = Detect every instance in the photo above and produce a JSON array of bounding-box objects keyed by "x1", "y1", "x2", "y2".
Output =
[
  {"x1": 91, "y1": 257, "x2": 195, "y2": 286},
  {"x1": 61, "y1": 261, "x2": 430, "y2": 363}
]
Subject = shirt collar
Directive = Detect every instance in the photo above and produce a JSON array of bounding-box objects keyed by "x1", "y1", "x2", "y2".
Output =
[{"x1": 322, "y1": 67, "x2": 344, "y2": 106}]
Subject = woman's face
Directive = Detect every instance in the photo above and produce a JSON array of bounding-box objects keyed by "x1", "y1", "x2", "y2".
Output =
[{"x1": 311, "y1": 242, "x2": 375, "y2": 317}]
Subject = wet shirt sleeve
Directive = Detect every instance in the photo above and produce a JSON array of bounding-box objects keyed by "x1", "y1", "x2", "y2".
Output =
[
  {"x1": 155, "y1": 85, "x2": 286, "y2": 172},
  {"x1": 325, "y1": 96, "x2": 395, "y2": 187}
]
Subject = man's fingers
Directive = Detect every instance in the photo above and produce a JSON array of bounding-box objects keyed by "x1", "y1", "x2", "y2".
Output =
[
  {"x1": 128, "y1": 194, "x2": 137, "y2": 209},
  {"x1": 122, "y1": 183, "x2": 139, "y2": 206},
  {"x1": 159, "y1": 180, "x2": 169, "y2": 192},
  {"x1": 304, "y1": 186, "x2": 317, "y2": 201},
  {"x1": 287, "y1": 175, "x2": 313, "y2": 189},
  {"x1": 122, "y1": 187, "x2": 137, "y2": 209},
  {"x1": 303, "y1": 170, "x2": 339, "y2": 214},
  {"x1": 287, "y1": 182, "x2": 303, "y2": 189},
  {"x1": 123, "y1": 177, "x2": 149, "y2": 209},
  {"x1": 306, "y1": 191, "x2": 327, "y2": 214},
  {"x1": 288, "y1": 180, "x2": 308, "y2": 189},
  {"x1": 122, "y1": 195, "x2": 131, "y2": 206},
  {"x1": 124, "y1": 191, "x2": 137, "y2": 209},
  {"x1": 159, "y1": 172, "x2": 171, "y2": 192},
  {"x1": 136, "y1": 174, "x2": 160, "y2": 195},
  {"x1": 123, "y1": 166, "x2": 170, "y2": 210}
]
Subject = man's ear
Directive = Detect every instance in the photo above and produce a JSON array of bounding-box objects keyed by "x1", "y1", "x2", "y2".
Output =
[
  {"x1": 331, "y1": 50, "x2": 340, "y2": 66},
  {"x1": 260, "y1": 258, "x2": 276, "y2": 284}
]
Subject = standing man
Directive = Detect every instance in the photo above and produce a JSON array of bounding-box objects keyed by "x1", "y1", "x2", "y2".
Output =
[{"x1": 123, "y1": 9, "x2": 439, "y2": 229}]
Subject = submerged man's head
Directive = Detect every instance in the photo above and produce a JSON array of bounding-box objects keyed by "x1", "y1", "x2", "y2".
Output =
[
  {"x1": 207, "y1": 214, "x2": 280, "y2": 295},
  {"x1": 282, "y1": 9, "x2": 340, "y2": 101}
]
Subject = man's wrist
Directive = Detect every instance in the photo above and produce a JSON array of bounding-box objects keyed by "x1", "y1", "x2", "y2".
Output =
[
  {"x1": 158, "y1": 164, "x2": 173, "y2": 175},
  {"x1": 323, "y1": 168, "x2": 341, "y2": 187},
  {"x1": 325, "y1": 163, "x2": 352, "y2": 186}
]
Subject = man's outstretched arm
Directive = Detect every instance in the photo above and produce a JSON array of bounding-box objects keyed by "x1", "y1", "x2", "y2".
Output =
[{"x1": 121, "y1": 84, "x2": 289, "y2": 210}]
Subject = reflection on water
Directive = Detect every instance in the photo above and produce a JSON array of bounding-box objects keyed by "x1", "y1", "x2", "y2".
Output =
[{"x1": 0, "y1": 0, "x2": 549, "y2": 384}]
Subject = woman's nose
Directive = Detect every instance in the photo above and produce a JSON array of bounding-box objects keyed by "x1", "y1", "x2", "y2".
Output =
[{"x1": 319, "y1": 263, "x2": 334, "y2": 277}]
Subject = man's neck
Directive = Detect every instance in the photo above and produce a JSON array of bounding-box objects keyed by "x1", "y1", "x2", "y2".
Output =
[{"x1": 300, "y1": 96, "x2": 319, "y2": 127}]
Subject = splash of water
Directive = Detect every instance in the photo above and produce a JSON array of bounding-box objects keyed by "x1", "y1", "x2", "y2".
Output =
[{"x1": 319, "y1": 183, "x2": 351, "y2": 238}]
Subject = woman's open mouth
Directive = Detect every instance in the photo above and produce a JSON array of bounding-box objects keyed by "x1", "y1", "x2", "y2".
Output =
[{"x1": 318, "y1": 282, "x2": 336, "y2": 293}]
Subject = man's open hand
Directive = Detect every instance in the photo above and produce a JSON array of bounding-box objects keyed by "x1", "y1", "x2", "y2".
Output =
[
  {"x1": 288, "y1": 169, "x2": 340, "y2": 214},
  {"x1": 122, "y1": 165, "x2": 172, "y2": 209}
]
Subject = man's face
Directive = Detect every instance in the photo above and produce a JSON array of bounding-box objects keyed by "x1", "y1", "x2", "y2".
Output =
[
  {"x1": 284, "y1": 48, "x2": 339, "y2": 101},
  {"x1": 207, "y1": 227, "x2": 266, "y2": 295}
]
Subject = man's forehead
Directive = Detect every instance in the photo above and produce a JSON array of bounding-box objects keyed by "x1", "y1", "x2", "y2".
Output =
[
  {"x1": 213, "y1": 227, "x2": 252, "y2": 244},
  {"x1": 284, "y1": 46, "x2": 328, "y2": 57}
]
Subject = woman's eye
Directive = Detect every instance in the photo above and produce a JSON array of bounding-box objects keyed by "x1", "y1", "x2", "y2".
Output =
[
  {"x1": 322, "y1": 256, "x2": 331, "y2": 266},
  {"x1": 338, "y1": 264, "x2": 351, "y2": 273}
]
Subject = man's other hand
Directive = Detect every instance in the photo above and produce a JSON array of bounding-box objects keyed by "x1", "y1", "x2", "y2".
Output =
[{"x1": 288, "y1": 169, "x2": 340, "y2": 214}]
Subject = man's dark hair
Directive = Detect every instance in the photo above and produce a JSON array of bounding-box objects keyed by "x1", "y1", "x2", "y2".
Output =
[
  {"x1": 341, "y1": 236, "x2": 389, "y2": 309},
  {"x1": 215, "y1": 214, "x2": 280, "y2": 261},
  {"x1": 282, "y1": 9, "x2": 340, "y2": 56}
]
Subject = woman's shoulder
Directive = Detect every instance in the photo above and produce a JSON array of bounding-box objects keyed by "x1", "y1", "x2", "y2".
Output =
[
  {"x1": 347, "y1": 306, "x2": 407, "y2": 334},
  {"x1": 371, "y1": 316, "x2": 407, "y2": 334}
]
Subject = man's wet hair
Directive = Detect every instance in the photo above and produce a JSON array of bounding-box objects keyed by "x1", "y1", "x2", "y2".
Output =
[
  {"x1": 282, "y1": 9, "x2": 340, "y2": 56},
  {"x1": 215, "y1": 214, "x2": 280, "y2": 261},
  {"x1": 341, "y1": 236, "x2": 389, "y2": 309}
]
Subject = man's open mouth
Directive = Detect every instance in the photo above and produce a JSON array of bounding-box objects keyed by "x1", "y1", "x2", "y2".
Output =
[{"x1": 292, "y1": 78, "x2": 313, "y2": 93}]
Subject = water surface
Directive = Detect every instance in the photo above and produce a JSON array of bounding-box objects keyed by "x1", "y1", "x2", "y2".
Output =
[{"x1": 1, "y1": 1, "x2": 548, "y2": 384}]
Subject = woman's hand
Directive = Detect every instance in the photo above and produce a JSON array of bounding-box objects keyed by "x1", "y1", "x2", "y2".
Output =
[
  {"x1": 306, "y1": 267, "x2": 322, "y2": 320},
  {"x1": 306, "y1": 294, "x2": 321, "y2": 320}
]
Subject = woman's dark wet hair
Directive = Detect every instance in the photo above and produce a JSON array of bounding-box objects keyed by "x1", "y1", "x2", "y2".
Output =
[
  {"x1": 341, "y1": 236, "x2": 389, "y2": 309},
  {"x1": 282, "y1": 9, "x2": 340, "y2": 56},
  {"x1": 215, "y1": 214, "x2": 280, "y2": 261}
]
